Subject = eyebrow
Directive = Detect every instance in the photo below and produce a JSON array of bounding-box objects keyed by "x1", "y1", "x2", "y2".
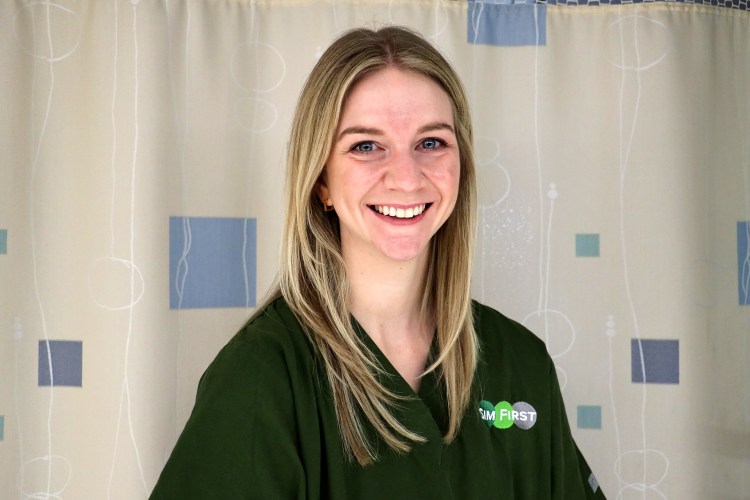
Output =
[
  {"x1": 418, "y1": 122, "x2": 455, "y2": 135},
  {"x1": 336, "y1": 122, "x2": 455, "y2": 142}
]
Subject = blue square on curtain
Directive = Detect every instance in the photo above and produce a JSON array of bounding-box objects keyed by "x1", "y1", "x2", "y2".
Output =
[
  {"x1": 738, "y1": 222, "x2": 750, "y2": 305},
  {"x1": 0, "y1": 415, "x2": 4, "y2": 441},
  {"x1": 577, "y1": 405, "x2": 602, "y2": 429},
  {"x1": 467, "y1": 1, "x2": 546, "y2": 47},
  {"x1": 0, "y1": 229, "x2": 7, "y2": 254},
  {"x1": 38, "y1": 340, "x2": 83, "y2": 387},
  {"x1": 631, "y1": 339, "x2": 679, "y2": 384},
  {"x1": 169, "y1": 216, "x2": 257, "y2": 309},
  {"x1": 576, "y1": 234, "x2": 600, "y2": 257}
]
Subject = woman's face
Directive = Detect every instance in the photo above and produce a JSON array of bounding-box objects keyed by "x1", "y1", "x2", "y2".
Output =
[{"x1": 318, "y1": 66, "x2": 460, "y2": 265}]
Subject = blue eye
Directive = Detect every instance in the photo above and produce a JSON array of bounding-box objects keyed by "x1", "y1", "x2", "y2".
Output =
[
  {"x1": 352, "y1": 141, "x2": 377, "y2": 153},
  {"x1": 420, "y1": 138, "x2": 444, "y2": 150}
]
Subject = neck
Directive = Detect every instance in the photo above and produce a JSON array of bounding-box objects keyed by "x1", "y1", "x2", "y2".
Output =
[
  {"x1": 345, "y1": 249, "x2": 434, "y2": 392},
  {"x1": 346, "y1": 249, "x2": 429, "y2": 335}
]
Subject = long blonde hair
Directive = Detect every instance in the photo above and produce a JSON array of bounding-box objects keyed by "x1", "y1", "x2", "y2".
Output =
[{"x1": 266, "y1": 26, "x2": 477, "y2": 465}]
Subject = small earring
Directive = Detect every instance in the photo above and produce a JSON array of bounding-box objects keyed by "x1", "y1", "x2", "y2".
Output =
[{"x1": 323, "y1": 198, "x2": 334, "y2": 212}]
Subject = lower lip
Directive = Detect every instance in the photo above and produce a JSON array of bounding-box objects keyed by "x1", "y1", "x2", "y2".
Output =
[{"x1": 370, "y1": 207, "x2": 429, "y2": 225}]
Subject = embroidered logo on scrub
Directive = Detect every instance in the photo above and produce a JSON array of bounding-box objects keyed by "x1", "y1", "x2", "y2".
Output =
[{"x1": 478, "y1": 400, "x2": 537, "y2": 430}]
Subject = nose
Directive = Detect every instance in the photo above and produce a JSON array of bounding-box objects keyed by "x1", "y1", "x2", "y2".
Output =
[{"x1": 384, "y1": 151, "x2": 423, "y2": 192}]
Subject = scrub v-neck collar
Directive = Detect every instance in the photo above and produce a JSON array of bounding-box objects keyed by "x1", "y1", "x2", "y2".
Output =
[{"x1": 350, "y1": 316, "x2": 447, "y2": 441}]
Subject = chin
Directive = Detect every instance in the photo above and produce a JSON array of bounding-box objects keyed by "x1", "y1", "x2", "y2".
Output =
[{"x1": 380, "y1": 242, "x2": 430, "y2": 263}]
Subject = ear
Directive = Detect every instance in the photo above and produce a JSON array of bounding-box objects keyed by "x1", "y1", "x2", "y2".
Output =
[{"x1": 315, "y1": 174, "x2": 331, "y2": 204}]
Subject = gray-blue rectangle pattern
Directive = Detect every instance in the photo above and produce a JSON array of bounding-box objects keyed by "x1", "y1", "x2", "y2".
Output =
[
  {"x1": 169, "y1": 216, "x2": 257, "y2": 309},
  {"x1": 468, "y1": 2, "x2": 546, "y2": 47},
  {"x1": 38, "y1": 340, "x2": 83, "y2": 387},
  {"x1": 631, "y1": 339, "x2": 679, "y2": 384},
  {"x1": 739, "y1": 221, "x2": 749, "y2": 305}
]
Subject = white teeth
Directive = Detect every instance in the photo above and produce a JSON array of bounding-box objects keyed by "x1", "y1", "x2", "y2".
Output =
[{"x1": 374, "y1": 204, "x2": 426, "y2": 219}]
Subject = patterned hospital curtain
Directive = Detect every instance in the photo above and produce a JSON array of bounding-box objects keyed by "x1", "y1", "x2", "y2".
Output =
[{"x1": 1, "y1": 0, "x2": 748, "y2": 498}]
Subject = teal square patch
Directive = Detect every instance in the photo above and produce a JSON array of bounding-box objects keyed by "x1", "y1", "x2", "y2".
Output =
[
  {"x1": 576, "y1": 234, "x2": 600, "y2": 257},
  {"x1": 0, "y1": 229, "x2": 7, "y2": 254},
  {"x1": 0, "y1": 415, "x2": 4, "y2": 440},
  {"x1": 577, "y1": 405, "x2": 601, "y2": 429}
]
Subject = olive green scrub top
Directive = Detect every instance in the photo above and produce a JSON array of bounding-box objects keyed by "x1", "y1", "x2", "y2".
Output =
[{"x1": 150, "y1": 297, "x2": 607, "y2": 499}]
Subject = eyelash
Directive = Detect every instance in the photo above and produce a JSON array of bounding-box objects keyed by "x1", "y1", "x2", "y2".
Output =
[
  {"x1": 351, "y1": 141, "x2": 379, "y2": 153},
  {"x1": 418, "y1": 138, "x2": 446, "y2": 150},
  {"x1": 349, "y1": 138, "x2": 447, "y2": 154}
]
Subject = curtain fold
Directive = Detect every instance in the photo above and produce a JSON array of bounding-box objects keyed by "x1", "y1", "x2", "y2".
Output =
[{"x1": 1, "y1": 1, "x2": 748, "y2": 498}]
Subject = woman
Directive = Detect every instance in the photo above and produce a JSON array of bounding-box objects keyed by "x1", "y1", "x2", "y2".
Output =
[{"x1": 151, "y1": 26, "x2": 606, "y2": 499}]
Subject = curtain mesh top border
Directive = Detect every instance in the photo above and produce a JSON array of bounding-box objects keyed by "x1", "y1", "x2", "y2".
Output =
[{"x1": 468, "y1": 0, "x2": 749, "y2": 11}]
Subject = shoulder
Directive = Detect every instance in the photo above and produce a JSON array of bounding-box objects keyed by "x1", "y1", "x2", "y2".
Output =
[
  {"x1": 470, "y1": 299, "x2": 553, "y2": 397},
  {"x1": 232, "y1": 295, "x2": 308, "y2": 350},
  {"x1": 151, "y1": 297, "x2": 318, "y2": 498},
  {"x1": 471, "y1": 300, "x2": 549, "y2": 362},
  {"x1": 169, "y1": 296, "x2": 318, "y2": 463},
  {"x1": 197, "y1": 296, "x2": 315, "y2": 398}
]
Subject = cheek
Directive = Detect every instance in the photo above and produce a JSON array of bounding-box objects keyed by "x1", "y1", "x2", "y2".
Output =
[
  {"x1": 334, "y1": 168, "x2": 381, "y2": 197},
  {"x1": 433, "y1": 161, "x2": 460, "y2": 198},
  {"x1": 323, "y1": 167, "x2": 348, "y2": 200},
  {"x1": 442, "y1": 165, "x2": 461, "y2": 215}
]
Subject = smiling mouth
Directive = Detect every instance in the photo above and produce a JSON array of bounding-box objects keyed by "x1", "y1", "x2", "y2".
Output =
[{"x1": 370, "y1": 203, "x2": 430, "y2": 219}]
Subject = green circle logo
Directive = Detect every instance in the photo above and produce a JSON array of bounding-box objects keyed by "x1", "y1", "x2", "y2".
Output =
[
  {"x1": 493, "y1": 401, "x2": 514, "y2": 429},
  {"x1": 478, "y1": 400, "x2": 496, "y2": 428}
]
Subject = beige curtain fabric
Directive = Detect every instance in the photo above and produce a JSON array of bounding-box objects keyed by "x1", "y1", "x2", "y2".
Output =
[{"x1": 1, "y1": 1, "x2": 748, "y2": 498}]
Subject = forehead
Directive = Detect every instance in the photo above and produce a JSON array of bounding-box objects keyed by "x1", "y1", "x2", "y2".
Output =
[{"x1": 337, "y1": 67, "x2": 454, "y2": 129}]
